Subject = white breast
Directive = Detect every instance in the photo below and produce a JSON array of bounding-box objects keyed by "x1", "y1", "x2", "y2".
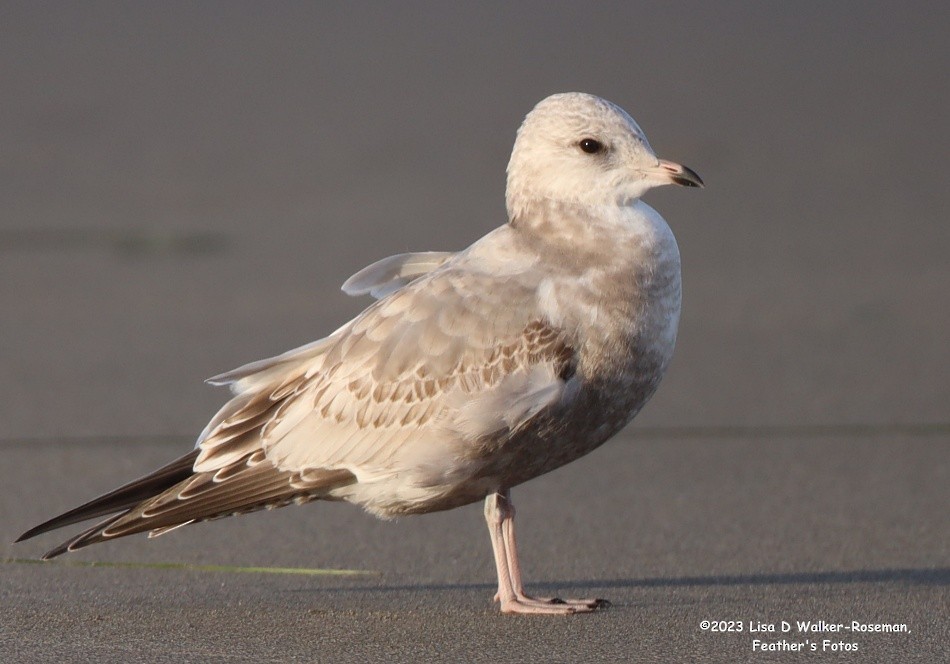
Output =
[{"x1": 537, "y1": 200, "x2": 681, "y2": 365}]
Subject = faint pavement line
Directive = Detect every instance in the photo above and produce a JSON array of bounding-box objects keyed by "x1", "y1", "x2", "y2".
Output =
[
  {"x1": 3, "y1": 557, "x2": 378, "y2": 576},
  {"x1": 2, "y1": 422, "x2": 948, "y2": 447},
  {"x1": 0, "y1": 227, "x2": 229, "y2": 256}
]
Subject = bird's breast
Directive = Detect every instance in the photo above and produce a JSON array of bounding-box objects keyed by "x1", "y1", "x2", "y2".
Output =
[{"x1": 537, "y1": 203, "x2": 682, "y2": 438}]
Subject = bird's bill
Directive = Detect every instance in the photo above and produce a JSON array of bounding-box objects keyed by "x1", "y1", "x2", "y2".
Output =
[{"x1": 654, "y1": 159, "x2": 704, "y2": 188}]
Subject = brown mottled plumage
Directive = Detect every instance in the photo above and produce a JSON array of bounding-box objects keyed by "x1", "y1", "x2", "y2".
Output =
[{"x1": 17, "y1": 92, "x2": 702, "y2": 614}]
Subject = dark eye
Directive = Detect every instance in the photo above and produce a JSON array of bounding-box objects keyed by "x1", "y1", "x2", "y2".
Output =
[{"x1": 579, "y1": 138, "x2": 604, "y2": 154}]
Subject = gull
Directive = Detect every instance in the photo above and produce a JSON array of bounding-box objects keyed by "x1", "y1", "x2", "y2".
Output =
[{"x1": 17, "y1": 92, "x2": 702, "y2": 614}]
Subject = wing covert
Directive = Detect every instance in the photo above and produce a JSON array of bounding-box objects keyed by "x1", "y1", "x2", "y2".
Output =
[{"x1": 195, "y1": 265, "x2": 576, "y2": 486}]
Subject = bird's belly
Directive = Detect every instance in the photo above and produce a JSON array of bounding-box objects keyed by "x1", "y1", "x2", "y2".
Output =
[
  {"x1": 496, "y1": 365, "x2": 668, "y2": 487},
  {"x1": 492, "y1": 283, "x2": 681, "y2": 488},
  {"x1": 338, "y1": 342, "x2": 672, "y2": 518}
]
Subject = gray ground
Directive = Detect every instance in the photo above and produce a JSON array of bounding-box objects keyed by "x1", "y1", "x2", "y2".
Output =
[{"x1": 1, "y1": 3, "x2": 947, "y2": 662}]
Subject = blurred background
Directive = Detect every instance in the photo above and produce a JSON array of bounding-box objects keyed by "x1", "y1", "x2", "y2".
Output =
[{"x1": 1, "y1": 3, "x2": 946, "y2": 455}]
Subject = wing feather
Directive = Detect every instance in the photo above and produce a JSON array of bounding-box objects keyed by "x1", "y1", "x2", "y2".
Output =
[
  {"x1": 41, "y1": 458, "x2": 357, "y2": 557},
  {"x1": 341, "y1": 251, "x2": 455, "y2": 299},
  {"x1": 195, "y1": 263, "x2": 576, "y2": 490},
  {"x1": 24, "y1": 238, "x2": 577, "y2": 557}
]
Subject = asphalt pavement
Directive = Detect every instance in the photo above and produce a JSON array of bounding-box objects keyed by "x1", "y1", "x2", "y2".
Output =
[{"x1": 1, "y1": 3, "x2": 947, "y2": 662}]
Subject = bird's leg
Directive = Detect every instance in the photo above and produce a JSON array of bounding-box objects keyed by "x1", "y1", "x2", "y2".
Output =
[
  {"x1": 499, "y1": 492, "x2": 607, "y2": 610},
  {"x1": 484, "y1": 491, "x2": 607, "y2": 614}
]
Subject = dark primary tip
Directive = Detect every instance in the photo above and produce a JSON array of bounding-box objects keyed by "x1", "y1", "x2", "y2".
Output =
[{"x1": 15, "y1": 526, "x2": 42, "y2": 543}]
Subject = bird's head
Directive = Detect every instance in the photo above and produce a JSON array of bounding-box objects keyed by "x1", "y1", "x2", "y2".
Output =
[{"x1": 505, "y1": 92, "x2": 702, "y2": 220}]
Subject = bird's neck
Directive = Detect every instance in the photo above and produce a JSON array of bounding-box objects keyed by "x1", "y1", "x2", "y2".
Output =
[
  {"x1": 508, "y1": 198, "x2": 675, "y2": 262},
  {"x1": 510, "y1": 197, "x2": 682, "y2": 358}
]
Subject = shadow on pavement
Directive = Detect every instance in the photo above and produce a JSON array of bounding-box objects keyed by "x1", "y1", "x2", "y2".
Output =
[{"x1": 284, "y1": 567, "x2": 950, "y2": 596}]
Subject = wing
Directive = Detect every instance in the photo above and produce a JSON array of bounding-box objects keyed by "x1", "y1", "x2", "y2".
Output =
[
  {"x1": 197, "y1": 265, "x2": 576, "y2": 485},
  {"x1": 341, "y1": 251, "x2": 455, "y2": 299},
  {"x1": 21, "y1": 256, "x2": 575, "y2": 556}
]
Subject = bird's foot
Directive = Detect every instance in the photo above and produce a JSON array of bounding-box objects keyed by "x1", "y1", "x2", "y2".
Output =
[{"x1": 495, "y1": 593, "x2": 610, "y2": 614}]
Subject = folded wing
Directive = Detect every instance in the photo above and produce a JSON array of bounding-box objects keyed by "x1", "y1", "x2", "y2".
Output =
[{"x1": 20, "y1": 261, "x2": 575, "y2": 556}]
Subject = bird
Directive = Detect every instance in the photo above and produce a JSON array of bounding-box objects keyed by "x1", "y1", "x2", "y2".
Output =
[{"x1": 17, "y1": 92, "x2": 702, "y2": 614}]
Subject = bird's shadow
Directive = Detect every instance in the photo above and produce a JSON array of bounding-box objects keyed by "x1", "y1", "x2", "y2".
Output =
[{"x1": 289, "y1": 567, "x2": 949, "y2": 596}]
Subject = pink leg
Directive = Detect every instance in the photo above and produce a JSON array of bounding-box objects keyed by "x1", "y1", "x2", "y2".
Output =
[{"x1": 484, "y1": 491, "x2": 608, "y2": 615}]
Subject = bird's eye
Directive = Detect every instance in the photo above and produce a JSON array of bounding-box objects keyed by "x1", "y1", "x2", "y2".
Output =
[{"x1": 579, "y1": 138, "x2": 604, "y2": 154}]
